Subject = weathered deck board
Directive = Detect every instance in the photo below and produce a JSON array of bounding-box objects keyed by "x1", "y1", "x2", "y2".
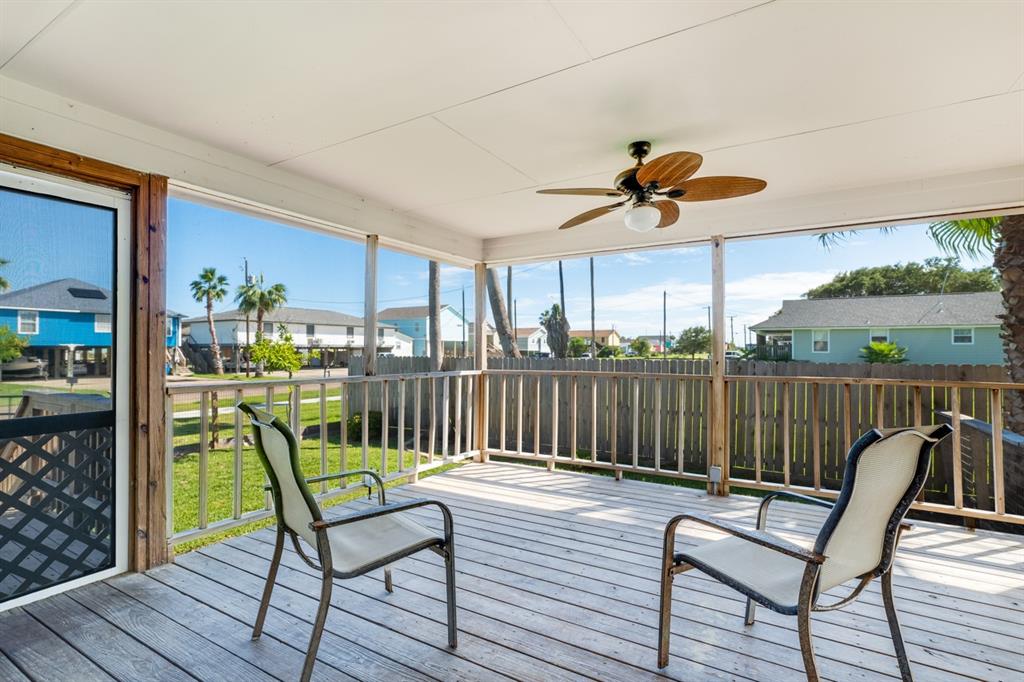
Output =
[{"x1": 1, "y1": 461, "x2": 1021, "y2": 681}]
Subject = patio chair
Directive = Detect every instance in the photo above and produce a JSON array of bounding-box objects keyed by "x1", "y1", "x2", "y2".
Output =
[
  {"x1": 657, "y1": 424, "x2": 953, "y2": 681},
  {"x1": 237, "y1": 402, "x2": 458, "y2": 682}
]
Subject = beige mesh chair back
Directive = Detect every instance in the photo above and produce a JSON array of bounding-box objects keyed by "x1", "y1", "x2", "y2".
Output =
[
  {"x1": 237, "y1": 402, "x2": 458, "y2": 682},
  {"x1": 657, "y1": 424, "x2": 953, "y2": 682}
]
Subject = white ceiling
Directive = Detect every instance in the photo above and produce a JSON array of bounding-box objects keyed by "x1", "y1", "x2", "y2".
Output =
[{"x1": 1, "y1": 0, "x2": 1022, "y2": 263}]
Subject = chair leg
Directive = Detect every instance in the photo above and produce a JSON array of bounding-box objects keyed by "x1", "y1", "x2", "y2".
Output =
[
  {"x1": 252, "y1": 527, "x2": 285, "y2": 640},
  {"x1": 882, "y1": 570, "x2": 914, "y2": 682},
  {"x1": 384, "y1": 566, "x2": 393, "y2": 593},
  {"x1": 300, "y1": 571, "x2": 334, "y2": 682},
  {"x1": 744, "y1": 597, "x2": 757, "y2": 626},
  {"x1": 797, "y1": 600, "x2": 819, "y2": 682},
  {"x1": 444, "y1": 548, "x2": 458, "y2": 648}
]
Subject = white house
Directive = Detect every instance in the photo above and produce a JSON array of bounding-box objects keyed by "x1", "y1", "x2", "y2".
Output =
[
  {"x1": 184, "y1": 306, "x2": 411, "y2": 367},
  {"x1": 379, "y1": 304, "x2": 484, "y2": 356},
  {"x1": 515, "y1": 327, "x2": 550, "y2": 356}
]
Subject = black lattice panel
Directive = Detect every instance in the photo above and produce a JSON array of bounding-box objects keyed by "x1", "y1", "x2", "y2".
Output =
[{"x1": 0, "y1": 411, "x2": 115, "y2": 602}]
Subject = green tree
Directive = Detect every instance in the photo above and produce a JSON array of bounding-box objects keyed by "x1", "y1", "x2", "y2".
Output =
[
  {"x1": 539, "y1": 304, "x2": 570, "y2": 358},
  {"x1": 821, "y1": 215, "x2": 1024, "y2": 433},
  {"x1": 189, "y1": 267, "x2": 229, "y2": 375},
  {"x1": 235, "y1": 274, "x2": 287, "y2": 376},
  {"x1": 673, "y1": 326, "x2": 711, "y2": 357},
  {"x1": 629, "y1": 337, "x2": 652, "y2": 357},
  {"x1": 567, "y1": 336, "x2": 589, "y2": 358},
  {"x1": 0, "y1": 258, "x2": 10, "y2": 292},
  {"x1": 249, "y1": 325, "x2": 303, "y2": 377},
  {"x1": 804, "y1": 257, "x2": 997, "y2": 299},
  {"x1": 860, "y1": 341, "x2": 908, "y2": 364},
  {"x1": 597, "y1": 345, "x2": 623, "y2": 358},
  {"x1": 0, "y1": 325, "x2": 28, "y2": 382}
]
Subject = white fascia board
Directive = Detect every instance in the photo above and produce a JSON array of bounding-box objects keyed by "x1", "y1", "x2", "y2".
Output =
[
  {"x1": 0, "y1": 76, "x2": 482, "y2": 265},
  {"x1": 481, "y1": 165, "x2": 1024, "y2": 265}
]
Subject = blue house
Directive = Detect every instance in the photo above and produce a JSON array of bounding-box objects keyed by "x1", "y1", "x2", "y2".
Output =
[
  {"x1": 751, "y1": 292, "x2": 1004, "y2": 365},
  {"x1": 0, "y1": 278, "x2": 182, "y2": 377}
]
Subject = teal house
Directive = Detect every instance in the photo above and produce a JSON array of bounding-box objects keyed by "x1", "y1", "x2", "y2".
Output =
[
  {"x1": 0, "y1": 278, "x2": 182, "y2": 377},
  {"x1": 751, "y1": 292, "x2": 1003, "y2": 365}
]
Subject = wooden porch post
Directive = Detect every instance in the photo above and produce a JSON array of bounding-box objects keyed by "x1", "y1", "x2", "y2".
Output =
[
  {"x1": 363, "y1": 235, "x2": 379, "y2": 376},
  {"x1": 474, "y1": 263, "x2": 488, "y2": 461},
  {"x1": 710, "y1": 235, "x2": 728, "y2": 495}
]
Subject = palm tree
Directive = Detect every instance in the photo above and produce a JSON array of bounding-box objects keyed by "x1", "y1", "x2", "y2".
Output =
[
  {"x1": 235, "y1": 274, "x2": 287, "y2": 377},
  {"x1": 189, "y1": 267, "x2": 229, "y2": 375},
  {"x1": 486, "y1": 268, "x2": 520, "y2": 357},
  {"x1": 823, "y1": 215, "x2": 1023, "y2": 433},
  {"x1": 428, "y1": 261, "x2": 442, "y2": 371},
  {"x1": 0, "y1": 258, "x2": 10, "y2": 291}
]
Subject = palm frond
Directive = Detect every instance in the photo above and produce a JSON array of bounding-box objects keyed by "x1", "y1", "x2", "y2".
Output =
[
  {"x1": 816, "y1": 226, "x2": 898, "y2": 251},
  {"x1": 927, "y1": 218, "x2": 1000, "y2": 259}
]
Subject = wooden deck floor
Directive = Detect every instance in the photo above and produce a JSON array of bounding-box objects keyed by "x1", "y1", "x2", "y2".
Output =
[{"x1": 1, "y1": 461, "x2": 1022, "y2": 681}]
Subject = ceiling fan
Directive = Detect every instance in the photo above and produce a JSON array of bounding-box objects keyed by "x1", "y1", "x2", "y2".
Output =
[{"x1": 537, "y1": 141, "x2": 766, "y2": 232}]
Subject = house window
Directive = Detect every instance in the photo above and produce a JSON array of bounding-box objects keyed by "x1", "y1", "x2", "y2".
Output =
[
  {"x1": 812, "y1": 329, "x2": 830, "y2": 353},
  {"x1": 166, "y1": 320, "x2": 174, "y2": 338},
  {"x1": 952, "y1": 328, "x2": 974, "y2": 345},
  {"x1": 263, "y1": 322, "x2": 273, "y2": 336},
  {"x1": 346, "y1": 326, "x2": 354, "y2": 339},
  {"x1": 378, "y1": 328, "x2": 384, "y2": 339},
  {"x1": 306, "y1": 324, "x2": 315, "y2": 337},
  {"x1": 95, "y1": 313, "x2": 112, "y2": 333},
  {"x1": 17, "y1": 310, "x2": 38, "y2": 334},
  {"x1": 869, "y1": 328, "x2": 889, "y2": 344}
]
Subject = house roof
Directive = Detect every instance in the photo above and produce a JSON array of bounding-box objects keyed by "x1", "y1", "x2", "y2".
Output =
[
  {"x1": 184, "y1": 306, "x2": 395, "y2": 328},
  {"x1": 0, "y1": 278, "x2": 112, "y2": 314},
  {"x1": 568, "y1": 329, "x2": 618, "y2": 338},
  {"x1": 378, "y1": 304, "x2": 457, "y2": 321},
  {"x1": 750, "y1": 292, "x2": 1002, "y2": 331},
  {"x1": 515, "y1": 327, "x2": 543, "y2": 337}
]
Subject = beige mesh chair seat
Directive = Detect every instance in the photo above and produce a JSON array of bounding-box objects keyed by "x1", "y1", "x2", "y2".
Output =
[
  {"x1": 237, "y1": 403, "x2": 458, "y2": 682},
  {"x1": 657, "y1": 425, "x2": 953, "y2": 682}
]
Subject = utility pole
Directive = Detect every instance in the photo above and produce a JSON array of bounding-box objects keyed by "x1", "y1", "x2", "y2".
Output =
[
  {"x1": 743, "y1": 324, "x2": 748, "y2": 349},
  {"x1": 589, "y1": 257, "x2": 596, "y2": 358},
  {"x1": 704, "y1": 306, "x2": 712, "y2": 333},
  {"x1": 662, "y1": 290, "x2": 667, "y2": 359},
  {"x1": 461, "y1": 286, "x2": 467, "y2": 357},
  {"x1": 243, "y1": 257, "x2": 251, "y2": 376},
  {"x1": 728, "y1": 315, "x2": 736, "y2": 348},
  {"x1": 513, "y1": 299, "x2": 518, "y2": 352},
  {"x1": 506, "y1": 266, "x2": 512, "y2": 313}
]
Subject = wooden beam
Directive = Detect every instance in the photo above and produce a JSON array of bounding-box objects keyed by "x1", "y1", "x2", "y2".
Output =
[
  {"x1": 710, "y1": 235, "x2": 727, "y2": 495},
  {"x1": 363, "y1": 235, "x2": 379, "y2": 376}
]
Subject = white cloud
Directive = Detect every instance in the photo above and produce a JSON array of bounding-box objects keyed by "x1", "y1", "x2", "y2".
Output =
[{"x1": 618, "y1": 252, "x2": 651, "y2": 266}]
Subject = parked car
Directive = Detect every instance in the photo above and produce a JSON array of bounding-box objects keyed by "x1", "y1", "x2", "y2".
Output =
[
  {"x1": 724, "y1": 350, "x2": 743, "y2": 360},
  {"x1": 1, "y1": 356, "x2": 47, "y2": 378}
]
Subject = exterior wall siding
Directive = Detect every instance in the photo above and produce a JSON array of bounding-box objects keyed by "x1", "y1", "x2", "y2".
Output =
[
  {"x1": 790, "y1": 326, "x2": 1003, "y2": 364},
  {"x1": 0, "y1": 308, "x2": 112, "y2": 347},
  {"x1": 380, "y1": 308, "x2": 468, "y2": 357}
]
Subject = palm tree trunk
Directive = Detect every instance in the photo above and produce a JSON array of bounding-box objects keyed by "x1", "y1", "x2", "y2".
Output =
[
  {"x1": 995, "y1": 214, "x2": 1024, "y2": 434},
  {"x1": 428, "y1": 261, "x2": 442, "y2": 372},
  {"x1": 486, "y1": 268, "x2": 520, "y2": 357},
  {"x1": 255, "y1": 309, "x2": 265, "y2": 377},
  {"x1": 206, "y1": 296, "x2": 222, "y2": 447}
]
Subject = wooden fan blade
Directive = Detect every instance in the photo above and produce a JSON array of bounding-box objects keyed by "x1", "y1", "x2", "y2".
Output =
[
  {"x1": 675, "y1": 176, "x2": 766, "y2": 201},
  {"x1": 635, "y1": 151, "x2": 703, "y2": 189},
  {"x1": 654, "y1": 200, "x2": 679, "y2": 228},
  {"x1": 537, "y1": 188, "x2": 623, "y2": 197},
  {"x1": 559, "y1": 202, "x2": 625, "y2": 230}
]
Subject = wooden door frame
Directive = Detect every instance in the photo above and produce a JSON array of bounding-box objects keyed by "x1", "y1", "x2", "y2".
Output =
[{"x1": 0, "y1": 133, "x2": 169, "y2": 570}]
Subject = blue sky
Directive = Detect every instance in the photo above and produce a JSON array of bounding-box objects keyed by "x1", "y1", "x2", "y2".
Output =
[{"x1": 164, "y1": 198, "x2": 990, "y2": 342}]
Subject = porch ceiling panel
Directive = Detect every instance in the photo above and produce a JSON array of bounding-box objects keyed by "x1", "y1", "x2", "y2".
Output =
[{"x1": 1, "y1": 0, "x2": 1021, "y2": 264}]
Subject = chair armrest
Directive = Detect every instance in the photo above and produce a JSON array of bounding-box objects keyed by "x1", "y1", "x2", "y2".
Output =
[
  {"x1": 669, "y1": 512, "x2": 825, "y2": 564},
  {"x1": 264, "y1": 469, "x2": 386, "y2": 504},
  {"x1": 311, "y1": 498, "x2": 453, "y2": 534},
  {"x1": 757, "y1": 491, "x2": 834, "y2": 531}
]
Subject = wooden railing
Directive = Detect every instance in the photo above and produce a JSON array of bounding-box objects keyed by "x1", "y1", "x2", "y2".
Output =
[
  {"x1": 165, "y1": 368, "x2": 1023, "y2": 544},
  {"x1": 164, "y1": 370, "x2": 480, "y2": 544}
]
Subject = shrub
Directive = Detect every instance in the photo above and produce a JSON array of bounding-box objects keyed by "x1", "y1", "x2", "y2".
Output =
[
  {"x1": 860, "y1": 341, "x2": 908, "y2": 364},
  {"x1": 347, "y1": 410, "x2": 383, "y2": 441},
  {"x1": 597, "y1": 345, "x2": 624, "y2": 358}
]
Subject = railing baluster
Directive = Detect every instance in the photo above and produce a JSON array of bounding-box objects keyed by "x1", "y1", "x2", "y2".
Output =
[
  {"x1": 198, "y1": 391, "x2": 209, "y2": 529},
  {"x1": 550, "y1": 375, "x2": 558, "y2": 470},
  {"x1": 428, "y1": 377, "x2": 436, "y2": 462},
  {"x1": 234, "y1": 388, "x2": 243, "y2": 518},
  {"x1": 533, "y1": 375, "x2": 541, "y2": 456},
  {"x1": 632, "y1": 377, "x2": 639, "y2": 469},
  {"x1": 480, "y1": 374, "x2": 489, "y2": 460},
  {"x1": 264, "y1": 387, "x2": 273, "y2": 509},
  {"x1": 913, "y1": 386, "x2": 923, "y2": 427},
  {"x1": 339, "y1": 383, "x2": 348, "y2": 489},
  {"x1": 442, "y1": 376, "x2": 450, "y2": 461},
  {"x1": 842, "y1": 383, "x2": 852, "y2": 456},
  {"x1": 516, "y1": 374, "x2": 524, "y2": 454},
  {"x1": 381, "y1": 379, "x2": 389, "y2": 478},
  {"x1": 611, "y1": 377, "x2": 620, "y2": 479},
  {"x1": 413, "y1": 377, "x2": 422, "y2": 480},
  {"x1": 499, "y1": 375, "x2": 507, "y2": 452},
  {"x1": 874, "y1": 383, "x2": 885, "y2": 429},
  {"x1": 991, "y1": 388, "x2": 1005, "y2": 515},
  {"x1": 398, "y1": 379, "x2": 406, "y2": 472},
  {"x1": 465, "y1": 375, "x2": 473, "y2": 455},
  {"x1": 812, "y1": 382, "x2": 821, "y2": 491},
  {"x1": 654, "y1": 377, "x2": 662, "y2": 472},
  {"x1": 590, "y1": 376, "x2": 597, "y2": 463},
  {"x1": 165, "y1": 393, "x2": 175, "y2": 540},
  {"x1": 362, "y1": 381, "x2": 369, "y2": 470},
  {"x1": 319, "y1": 383, "x2": 328, "y2": 494},
  {"x1": 454, "y1": 375, "x2": 462, "y2": 456},
  {"x1": 570, "y1": 375, "x2": 578, "y2": 461},
  {"x1": 782, "y1": 381, "x2": 791, "y2": 488},
  {"x1": 677, "y1": 378, "x2": 686, "y2": 474},
  {"x1": 951, "y1": 387, "x2": 963, "y2": 509},
  {"x1": 753, "y1": 381, "x2": 761, "y2": 484}
]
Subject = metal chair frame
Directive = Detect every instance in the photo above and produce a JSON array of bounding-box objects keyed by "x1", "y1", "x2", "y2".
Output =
[
  {"x1": 657, "y1": 425, "x2": 953, "y2": 681},
  {"x1": 238, "y1": 402, "x2": 457, "y2": 682}
]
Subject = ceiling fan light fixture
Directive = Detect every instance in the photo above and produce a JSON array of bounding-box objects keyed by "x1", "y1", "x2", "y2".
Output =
[{"x1": 623, "y1": 202, "x2": 660, "y2": 233}]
